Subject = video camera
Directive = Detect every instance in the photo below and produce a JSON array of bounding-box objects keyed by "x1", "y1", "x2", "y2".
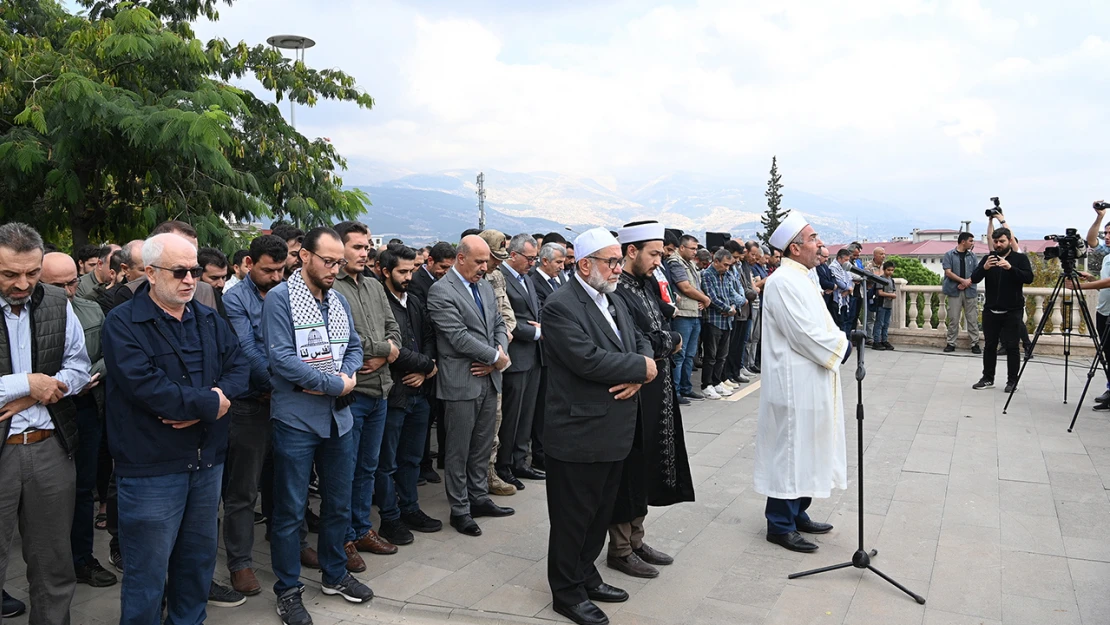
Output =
[{"x1": 1044, "y1": 227, "x2": 1087, "y2": 271}]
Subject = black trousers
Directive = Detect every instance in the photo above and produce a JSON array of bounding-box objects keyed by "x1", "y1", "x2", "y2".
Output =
[
  {"x1": 701, "y1": 325, "x2": 731, "y2": 389},
  {"x1": 499, "y1": 368, "x2": 541, "y2": 469},
  {"x1": 1097, "y1": 313, "x2": 1110, "y2": 387},
  {"x1": 546, "y1": 456, "x2": 623, "y2": 606},
  {"x1": 531, "y1": 367, "x2": 547, "y2": 468},
  {"x1": 982, "y1": 309, "x2": 1023, "y2": 384}
]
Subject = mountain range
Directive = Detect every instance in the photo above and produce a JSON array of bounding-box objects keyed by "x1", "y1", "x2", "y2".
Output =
[{"x1": 352, "y1": 170, "x2": 957, "y2": 246}]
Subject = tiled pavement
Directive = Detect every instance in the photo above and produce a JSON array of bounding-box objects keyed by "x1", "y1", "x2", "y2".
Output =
[{"x1": 7, "y1": 346, "x2": 1110, "y2": 624}]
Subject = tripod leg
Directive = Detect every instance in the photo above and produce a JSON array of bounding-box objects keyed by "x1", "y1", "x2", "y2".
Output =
[
  {"x1": 867, "y1": 565, "x2": 927, "y2": 604},
  {"x1": 1069, "y1": 284, "x2": 1110, "y2": 431},
  {"x1": 788, "y1": 561, "x2": 854, "y2": 579},
  {"x1": 1004, "y1": 274, "x2": 1066, "y2": 413}
]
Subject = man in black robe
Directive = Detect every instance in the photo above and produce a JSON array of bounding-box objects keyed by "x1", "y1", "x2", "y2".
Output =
[{"x1": 606, "y1": 221, "x2": 696, "y2": 580}]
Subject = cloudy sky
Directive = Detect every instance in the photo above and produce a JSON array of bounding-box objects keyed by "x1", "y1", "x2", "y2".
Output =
[{"x1": 194, "y1": 0, "x2": 1110, "y2": 228}]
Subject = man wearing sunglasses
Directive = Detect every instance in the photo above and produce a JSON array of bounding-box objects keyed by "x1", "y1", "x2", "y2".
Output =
[
  {"x1": 103, "y1": 232, "x2": 249, "y2": 625},
  {"x1": 41, "y1": 253, "x2": 117, "y2": 589},
  {"x1": 112, "y1": 222, "x2": 219, "y2": 312}
]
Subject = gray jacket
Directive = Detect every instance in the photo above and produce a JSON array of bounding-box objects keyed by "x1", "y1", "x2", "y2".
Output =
[
  {"x1": 942, "y1": 248, "x2": 979, "y2": 298},
  {"x1": 427, "y1": 268, "x2": 509, "y2": 400}
]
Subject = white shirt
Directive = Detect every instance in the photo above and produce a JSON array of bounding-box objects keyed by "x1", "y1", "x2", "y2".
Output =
[
  {"x1": 225, "y1": 275, "x2": 241, "y2": 292},
  {"x1": 753, "y1": 257, "x2": 848, "y2": 500},
  {"x1": 0, "y1": 298, "x2": 92, "y2": 435},
  {"x1": 574, "y1": 273, "x2": 620, "y2": 341}
]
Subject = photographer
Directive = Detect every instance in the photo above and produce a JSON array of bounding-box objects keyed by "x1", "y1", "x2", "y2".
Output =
[
  {"x1": 986, "y1": 208, "x2": 1033, "y2": 355},
  {"x1": 970, "y1": 228, "x2": 1034, "y2": 392},
  {"x1": 1075, "y1": 200, "x2": 1110, "y2": 407}
]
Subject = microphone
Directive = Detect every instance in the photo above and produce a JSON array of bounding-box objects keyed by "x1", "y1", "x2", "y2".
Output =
[{"x1": 847, "y1": 265, "x2": 892, "y2": 289}]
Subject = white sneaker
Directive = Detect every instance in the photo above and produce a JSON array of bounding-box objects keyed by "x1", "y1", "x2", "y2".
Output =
[
  {"x1": 740, "y1": 367, "x2": 756, "y2": 378},
  {"x1": 721, "y1": 379, "x2": 739, "y2": 389},
  {"x1": 714, "y1": 383, "x2": 734, "y2": 397},
  {"x1": 702, "y1": 386, "x2": 722, "y2": 400}
]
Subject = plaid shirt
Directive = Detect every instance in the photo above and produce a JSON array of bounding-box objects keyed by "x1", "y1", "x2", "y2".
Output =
[{"x1": 701, "y1": 267, "x2": 737, "y2": 330}]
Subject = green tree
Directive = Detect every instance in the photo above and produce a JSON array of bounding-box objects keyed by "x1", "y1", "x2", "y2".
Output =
[
  {"x1": 0, "y1": 0, "x2": 372, "y2": 250},
  {"x1": 758, "y1": 155, "x2": 786, "y2": 246},
  {"x1": 888, "y1": 255, "x2": 940, "y2": 286}
]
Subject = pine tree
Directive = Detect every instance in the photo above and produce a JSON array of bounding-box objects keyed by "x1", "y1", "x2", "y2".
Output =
[
  {"x1": 0, "y1": 0, "x2": 373, "y2": 251},
  {"x1": 758, "y1": 156, "x2": 787, "y2": 246}
]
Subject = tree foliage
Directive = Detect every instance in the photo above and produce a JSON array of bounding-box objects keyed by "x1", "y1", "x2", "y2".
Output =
[
  {"x1": 888, "y1": 255, "x2": 940, "y2": 286},
  {"x1": 0, "y1": 0, "x2": 372, "y2": 250},
  {"x1": 758, "y1": 155, "x2": 786, "y2": 247}
]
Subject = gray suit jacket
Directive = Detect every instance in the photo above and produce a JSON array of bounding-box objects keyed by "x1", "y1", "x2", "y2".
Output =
[
  {"x1": 500, "y1": 265, "x2": 541, "y2": 372},
  {"x1": 427, "y1": 269, "x2": 509, "y2": 400},
  {"x1": 541, "y1": 276, "x2": 652, "y2": 463}
]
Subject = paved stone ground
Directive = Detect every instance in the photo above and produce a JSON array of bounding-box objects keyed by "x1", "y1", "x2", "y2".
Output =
[{"x1": 6, "y1": 346, "x2": 1110, "y2": 624}]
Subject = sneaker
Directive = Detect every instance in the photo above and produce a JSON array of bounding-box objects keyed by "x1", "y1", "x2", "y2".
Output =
[
  {"x1": 713, "y1": 384, "x2": 734, "y2": 397},
  {"x1": 971, "y1": 345, "x2": 982, "y2": 355},
  {"x1": 702, "y1": 386, "x2": 722, "y2": 400},
  {"x1": 719, "y1": 379, "x2": 737, "y2": 389},
  {"x1": 943, "y1": 344, "x2": 955, "y2": 353},
  {"x1": 419, "y1": 467, "x2": 442, "y2": 484},
  {"x1": 882, "y1": 342, "x2": 895, "y2": 351},
  {"x1": 109, "y1": 542, "x2": 123, "y2": 573},
  {"x1": 1004, "y1": 382, "x2": 1017, "y2": 393},
  {"x1": 401, "y1": 509, "x2": 443, "y2": 533},
  {"x1": 972, "y1": 377, "x2": 994, "y2": 390},
  {"x1": 307, "y1": 474, "x2": 319, "y2": 495},
  {"x1": 732, "y1": 372, "x2": 751, "y2": 384},
  {"x1": 2, "y1": 591, "x2": 26, "y2": 618},
  {"x1": 276, "y1": 587, "x2": 312, "y2": 625},
  {"x1": 871, "y1": 342, "x2": 884, "y2": 351},
  {"x1": 378, "y1": 518, "x2": 414, "y2": 546},
  {"x1": 1093, "y1": 402, "x2": 1110, "y2": 412},
  {"x1": 678, "y1": 396, "x2": 691, "y2": 406},
  {"x1": 683, "y1": 390, "x2": 705, "y2": 401},
  {"x1": 75, "y1": 558, "x2": 118, "y2": 587},
  {"x1": 321, "y1": 573, "x2": 374, "y2": 604},
  {"x1": 740, "y1": 367, "x2": 756, "y2": 378},
  {"x1": 254, "y1": 511, "x2": 267, "y2": 525},
  {"x1": 208, "y1": 581, "x2": 246, "y2": 608}
]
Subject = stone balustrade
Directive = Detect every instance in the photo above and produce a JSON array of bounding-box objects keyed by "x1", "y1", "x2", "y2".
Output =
[{"x1": 885, "y1": 279, "x2": 1100, "y2": 356}]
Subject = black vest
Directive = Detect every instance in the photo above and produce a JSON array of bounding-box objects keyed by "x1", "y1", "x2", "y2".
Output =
[{"x1": 0, "y1": 283, "x2": 78, "y2": 454}]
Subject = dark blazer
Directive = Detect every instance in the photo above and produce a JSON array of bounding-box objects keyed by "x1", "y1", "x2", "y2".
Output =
[
  {"x1": 409, "y1": 266, "x2": 437, "y2": 308},
  {"x1": 103, "y1": 282, "x2": 249, "y2": 477},
  {"x1": 541, "y1": 276, "x2": 652, "y2": 463},
  {"x1": 426, "y1": 269, "x2": 509, "y2": 400},
  {"x1": 500, "y1": 265, "x2": 542, "y2": 371},
  {"x1": 529, "y1": 267, "x2": 565, "y2": 308},
  {"x1": 386, "y1": 291, "x2": 437, "y2": 408}
]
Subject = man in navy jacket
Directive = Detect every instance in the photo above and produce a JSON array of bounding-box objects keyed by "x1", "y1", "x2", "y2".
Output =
[{"x1": 104, "y1": 233, "x2": 249, "y2": 625}]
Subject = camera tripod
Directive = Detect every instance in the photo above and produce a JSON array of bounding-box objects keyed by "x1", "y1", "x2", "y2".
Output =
[
  {"x1": 789, "y1": 282, "x2": 926, "y2": 605},
  {"x1": 1001, "y1": 266, "x2": 1109, "y2": 432}
]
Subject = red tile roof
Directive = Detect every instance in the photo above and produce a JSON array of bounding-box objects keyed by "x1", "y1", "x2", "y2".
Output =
[{"x1": 827, "y1": 239, "x2": 1058, "y2": 257}]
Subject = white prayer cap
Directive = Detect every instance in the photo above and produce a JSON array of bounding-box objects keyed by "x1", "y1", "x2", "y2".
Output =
[
  {"x1": 618, "y1": 221, "x2": 664, "y2": 244},
  {"x1": 768, "y1": 211, "x2": 810, "y2": 251},
  {"x1": 574, "y1": 227, "x2": 621, "y2": 260}
]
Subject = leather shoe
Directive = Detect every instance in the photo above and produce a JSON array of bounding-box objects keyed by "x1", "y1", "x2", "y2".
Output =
[
  {"x1": 344, "y1": 542, "x2": 367, "y2": 572},
  {"x1": 586, "y1": 583, "x2": 628, "y2": 603},
  {"x1": 512, "y1": 464, "x2": 546, "y2": 480},
  {"x1": 450, "y1": 514, "x2": 482, "y2": 536},
  {"x1": 470, "y1": 499, "x2": 515, "y2": 518},
  {"x1": 300, "y1": 547, "x2": 320, "y2": 569},
  {"x1": 633, "y1": 543, "x2": 673, "y2": 566},
  {"x1": 553, "y1": 599, "x2": 609, "y2": 625},
  {"x1": 353, "y1": 529, "x2": 398, "y2": 555},
  {"x1": 497, "y1": 467, "x2": 526, "y2": 490},
  {"x1": 766, "y1": 531, "x2": 818, "y2": 553},
  {"x1": 1097, "y1": 390, "x2": 1110, "y2": 403},
  {"x1": 796, "y1": 519, "x2": 834, "y2": 534},
  {"x1": 606, "y1": 552, "x2": 658, "y2": 578},
  {"x1": 230, "y1": 568, "x2": 262, "y2": 596}
]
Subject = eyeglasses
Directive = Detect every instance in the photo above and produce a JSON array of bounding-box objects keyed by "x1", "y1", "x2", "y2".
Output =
[
  {"x1": 587, "y1": 256, "x2": 622, "y2": 269},
  {"x1": 307, "y1": 249, "x2": 348, "y2": 269},
  {"x1": 49, "y1": 278, "x2": 79, "y2": 289},
  {"x1": 514, "y1": 253, "x2": 538, "y2": 263},
  {"x1": 150, "y1": 265, "x2": 202, "y2": 280}
]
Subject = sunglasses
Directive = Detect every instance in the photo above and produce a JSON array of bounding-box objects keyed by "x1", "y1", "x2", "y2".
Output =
[{"x1": 151, "y1": 265, "x2": 203, "y2": 280}]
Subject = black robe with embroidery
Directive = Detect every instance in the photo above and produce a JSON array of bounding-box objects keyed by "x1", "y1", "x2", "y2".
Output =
[{"x1": 610, "y1": 271, "x2": 696, "y2": 524}]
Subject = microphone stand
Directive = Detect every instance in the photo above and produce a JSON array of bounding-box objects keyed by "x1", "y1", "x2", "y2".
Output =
[{"x1": 788, "y1": 273, "x2": 926, "y2": 605}]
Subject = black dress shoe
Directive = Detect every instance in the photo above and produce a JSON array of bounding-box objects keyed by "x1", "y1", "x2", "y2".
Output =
[
  {"x1": 497, "y1": 467, "x2": 526, "y2": 490},
  {"x1": 553, "y1": 599, "x2": 609, "y2": 625},
  {"x1": 532, "y1": 457, "x2": 546, "y2": 472},
  {"x1": 586, "y1": 583, "x2": 628, "y2": 603},
  {"x1": 633, "y1": 543, "x2": 673, "y2": 565},
  {"x1": 766, "y1": 531, "x2": 818, "y2": 553},
  {"x1": 449, "y1": 514, "x2": 482, "y2": 536},
  {"x1": 796, "y1": 519, "x2": 834, "y2": 534},
  {"x1": 1096, "y1": 390, "x2": 1110, "y2": 403},
  {"x1": 420, "y1": 467, "x2": 442, "y2": 484},
  {"x1": 470, "y1": 499, "x2": 515, "y2": 518},
  {"x1": 512, "y1": 465, "x2": 546, "y2": 480}
]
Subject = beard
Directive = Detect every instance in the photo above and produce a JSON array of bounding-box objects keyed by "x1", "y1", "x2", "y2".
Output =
[
  {"x1": 0, "y1": 292, "x2": 30, "y2": 306},
  {"x1": 389, "y1": 275, "x2": 409, "y2": 293},
  {"x1": 586, "y1": 272, "x2": 617, "y2": 294},
  {"x1": 305, "y1": 269, "x2": 332, "y2": 295}
]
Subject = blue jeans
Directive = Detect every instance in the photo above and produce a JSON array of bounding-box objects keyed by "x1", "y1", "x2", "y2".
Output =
[
  {"x1": 70, "y1": 397, "x2": 101, "y2": 567},
  {"x1": 670, "y1": 317, "x2": 701, "y2": 396},
  {"x1": 765, "y1": 497, "x2": 812, "y2": 535},
  {"x1": 873, "y1": 307, "x2": 892, "y2": 343},
  {"x1": 118, "y1": 466, "x2": 222, "y2": 625},
  {"x1": 375, "y1": 394, "x2": 431, "y2": 521},
  {"x1": 347, "y1": 394, "x2": 388, "y2": 542},
  {"x1": 270, "y1": 419, "x2": 355, "y2": 594}
]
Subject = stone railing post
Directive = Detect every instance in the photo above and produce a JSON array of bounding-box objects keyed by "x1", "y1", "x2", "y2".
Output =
[{"x1": 893, "y1": 278, "x2": 907, "y2": 329}]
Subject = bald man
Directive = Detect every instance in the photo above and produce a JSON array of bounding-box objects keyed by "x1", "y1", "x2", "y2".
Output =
[
  {"x1": 426, "y1": 235, "x2": 513, "y2": 536},
  {"x1": 41, "y1": 253, "x2": 118, "y2": 587}
]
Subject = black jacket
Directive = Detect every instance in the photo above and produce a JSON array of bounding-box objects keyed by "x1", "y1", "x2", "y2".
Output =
[
  {"x1": 971, "y1": 251, "x2": 1034, "y2": 311},
  {"x1": 408, "y1": 267, "x2": 436, "y2": 309},
  {"x1": 529, "y1": 267, "x2": 565, "y2": 308},
  {"x1": 500, "y1": 265, "x2": 542, "y2": 371},
  {"x1": 385, "y1": 290, "x2": 437, "y2": 408}
]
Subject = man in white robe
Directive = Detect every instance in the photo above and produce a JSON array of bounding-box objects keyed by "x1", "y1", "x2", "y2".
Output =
[{"x1": 754, "y1": 212, "x2": 851, "y2": 553}]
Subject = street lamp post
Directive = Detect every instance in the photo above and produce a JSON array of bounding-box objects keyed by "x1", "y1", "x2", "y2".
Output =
[{"x1": 266, "y1": 34, "x2": 316, "y2": 128}]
